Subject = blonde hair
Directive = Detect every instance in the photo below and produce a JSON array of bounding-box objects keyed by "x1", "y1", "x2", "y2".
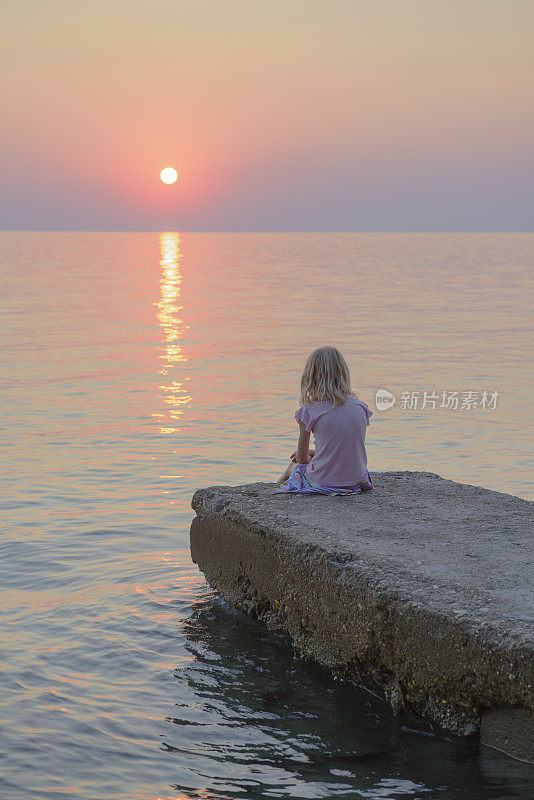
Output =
[{"x1": 299, "y1": 346, "x2": 357, "y2": 407}]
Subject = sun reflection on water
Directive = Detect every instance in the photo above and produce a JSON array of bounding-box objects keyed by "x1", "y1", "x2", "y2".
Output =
[{"x1": 153, "y1": 232, "x2": 192, "y2": 434}]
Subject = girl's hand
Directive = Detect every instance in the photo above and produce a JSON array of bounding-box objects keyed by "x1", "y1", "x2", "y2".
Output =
[{"x1": 291, "y1": 450, "x2": 314, "y2": 462}]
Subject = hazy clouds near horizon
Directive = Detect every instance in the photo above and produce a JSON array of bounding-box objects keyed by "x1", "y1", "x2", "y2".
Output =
[{"x1": 1, "y1": 0, "x2": 533, "y2": 231}]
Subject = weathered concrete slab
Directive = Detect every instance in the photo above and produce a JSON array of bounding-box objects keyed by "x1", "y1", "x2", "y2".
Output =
[{"x1": 190, "y1": 471, "x2": 534, "y2": 762}]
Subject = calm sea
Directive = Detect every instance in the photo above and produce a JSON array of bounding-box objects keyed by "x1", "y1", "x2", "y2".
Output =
[{"x1": 1, "y1": 232, "x2": 533, "y2": 800}]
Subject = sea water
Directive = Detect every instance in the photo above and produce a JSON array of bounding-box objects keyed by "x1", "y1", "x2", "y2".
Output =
[{"x1": 1, "y1": 232, "x2": 533, "y2": 799}]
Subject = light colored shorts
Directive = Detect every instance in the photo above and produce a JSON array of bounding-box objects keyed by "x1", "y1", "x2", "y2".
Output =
[{"x1": 273, "y1": 463, "x2": 373, "y2": 496}]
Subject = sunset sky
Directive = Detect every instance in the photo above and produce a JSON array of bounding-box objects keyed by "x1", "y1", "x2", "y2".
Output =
[{"x1": 2, "y1": 1, "x2": 533, "y2": 231}]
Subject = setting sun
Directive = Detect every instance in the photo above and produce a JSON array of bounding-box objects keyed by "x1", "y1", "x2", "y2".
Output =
[{"x1": 160, "y1": 167, "x2": 178, "y2": 185}]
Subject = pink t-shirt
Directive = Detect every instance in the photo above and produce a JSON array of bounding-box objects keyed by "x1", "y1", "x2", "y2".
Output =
[{"x1": 295, "y1": 396, "x2": 372, "y2": 487}]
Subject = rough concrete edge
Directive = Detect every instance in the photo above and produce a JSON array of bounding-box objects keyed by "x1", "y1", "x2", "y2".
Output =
[
  {"x1": 189, "y1": 490, "x2": 534, "y2": 762},
  {"x1": 191, "y1": 478, "x2": 534, "y2": 651}
]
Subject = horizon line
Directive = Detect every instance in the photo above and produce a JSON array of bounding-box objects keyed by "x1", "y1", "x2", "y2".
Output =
[{"x1": 1, "y1": 229, "x2": 533, "y2": 235}]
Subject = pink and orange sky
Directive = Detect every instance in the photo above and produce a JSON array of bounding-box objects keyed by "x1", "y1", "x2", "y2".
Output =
[{"x1": 1, "y1": 1, "x2": 533, "y2": 231}]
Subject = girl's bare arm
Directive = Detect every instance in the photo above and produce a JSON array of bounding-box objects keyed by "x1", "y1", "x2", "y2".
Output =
[{"x1": 296, "y1": 421, "x2": 312, "y2": 464}]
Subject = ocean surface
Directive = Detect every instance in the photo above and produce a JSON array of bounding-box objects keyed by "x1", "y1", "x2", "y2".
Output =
[{"x1": 1, "y1": 232, "x2": 533, "y2": 800}]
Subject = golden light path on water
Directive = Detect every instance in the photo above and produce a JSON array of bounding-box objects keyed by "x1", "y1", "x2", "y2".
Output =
[{"x1": 153, "y1": 232, "x2": 192, "y2": 435}]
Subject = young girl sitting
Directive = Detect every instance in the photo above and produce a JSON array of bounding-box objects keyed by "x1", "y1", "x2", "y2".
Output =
[{"x1": 275, "y1": 346, "x2": 373, "y2": 495}]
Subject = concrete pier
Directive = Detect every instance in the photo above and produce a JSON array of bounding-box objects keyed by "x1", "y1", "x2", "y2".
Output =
[{"x1": 190, "y1": 471, "x2": 534, "y2": 762}]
